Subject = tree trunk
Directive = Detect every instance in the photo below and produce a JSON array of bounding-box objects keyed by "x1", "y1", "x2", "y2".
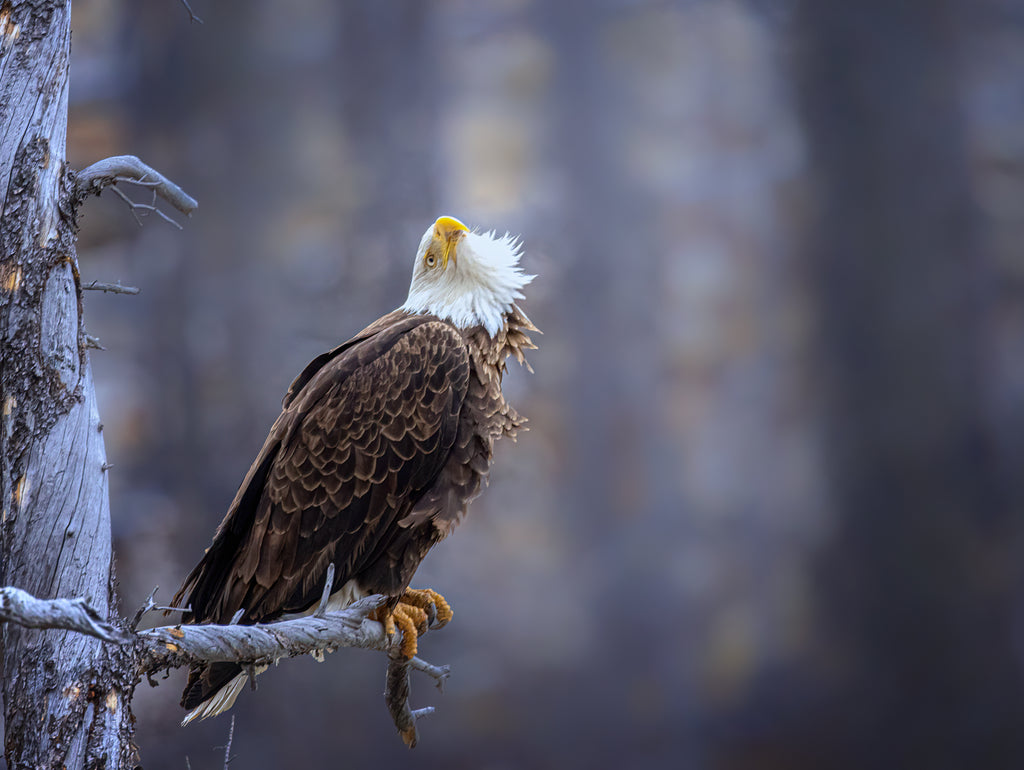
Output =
[
  {"x1": 0, "y1": 1, "x2": 135, "y2": 767},
  {"x1": 795, "y1": 0, "x2": 1024, "y2": 766}
]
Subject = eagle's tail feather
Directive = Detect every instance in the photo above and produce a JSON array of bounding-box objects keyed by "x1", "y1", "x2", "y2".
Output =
[
  {"x1": 181, "y1": 670, "x2": 249, "y2": 726},
  {"x1": 181, "y1": 662, "x2": 255, "y2": 725}
]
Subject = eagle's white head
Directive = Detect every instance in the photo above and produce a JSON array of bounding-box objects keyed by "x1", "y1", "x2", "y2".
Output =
[{"x1": 401, "y1": 216, "x2": 534, "y2": 338}]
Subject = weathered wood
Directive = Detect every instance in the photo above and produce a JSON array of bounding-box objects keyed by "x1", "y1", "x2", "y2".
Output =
[
  {"x1": 137, "y1": 595, "x2": 388, "y2": 671},
  {"x1": 0, "y1": 1, "x2": 136, "y2": 767},
  {"x1": 74, "y1": 154, "x2": 199, "y2": 215},
  {"x1": 0, "y1": 586, "x2": 129, "y2": 644},
  {"x1": 0, "y1": 582, "x2": 450, "y2": 744}
]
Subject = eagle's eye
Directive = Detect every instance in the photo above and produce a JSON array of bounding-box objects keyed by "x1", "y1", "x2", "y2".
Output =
[{"x1": 425, "y1": 254, "x2": 437, "y2": 268}]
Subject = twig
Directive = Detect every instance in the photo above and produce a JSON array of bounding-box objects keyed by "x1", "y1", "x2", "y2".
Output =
[
  {"x1": 154, "y1": 604, "x2": 192, "y2": 614},
  {"x1": 130, "y1": 586, "x2": 160, "y2": 632},
  {"x1": 244, "y1": 663, "x2": 258, "y2": 692},
  {"x1": 410, "y1": 656, "x2": 451, "y2": 692},
  {"x1": 222, "y1": 715, "x2": 235, "y2": 770},
  {"x1": 314, "y1": 563, "x2": 335, "y2": 618},
  {"x1": 0, "y1": 586, "x2": 129, "y2": 643},
  {"x1": 111, "y1": 186, "x2": 184, "y2": 230},
  {"x1": 74, "y1": 155, "x2": 197, "y2": 227},
  {"x1": 180, "y1": 0, "x2": 204, "y2": 24},
  {"x1": 83, "y1": 280, "x2": 140, "y2": 295},
  {"x1": 85, "y1": 334, "x2": 105, "y2": 350}
]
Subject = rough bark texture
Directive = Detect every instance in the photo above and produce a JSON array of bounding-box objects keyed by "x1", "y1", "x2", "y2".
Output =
[{"x1": 0, "y1": 1, "x2": 136, "y2": 767}]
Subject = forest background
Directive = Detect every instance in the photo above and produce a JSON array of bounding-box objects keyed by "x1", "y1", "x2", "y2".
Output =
[{"x1": 35, "y1": 0, "x2": 1024, "y2": 767}]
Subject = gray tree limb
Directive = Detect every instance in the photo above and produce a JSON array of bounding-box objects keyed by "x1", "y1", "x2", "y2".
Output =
[
  {"x1": 0, "y1": 587, "x2": 129, "y2": 644},
  {"x1": 74, "y1": 154, "x2": 198, "y2": 215},
  {"x1": 137, "y1": 595, "x2": 451, "y2": 745},
  {"x1": 137, "y1": 595, "x2": 388, "y2": 670},
  {"x1": 82, "y1": 280, "x2": 140, "y2": 295},
  {"x1": 386, "y1": 655, "x2": 434, "y2": 748},
  {"x1": 0, "y1": 584, "x2": 449, "y2": 746}
]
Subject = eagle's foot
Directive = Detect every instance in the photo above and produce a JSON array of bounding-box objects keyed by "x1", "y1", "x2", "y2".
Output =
[
  {"x1": 374, "y1": 588, "x2": 453, "y2": 659},
  {"x1": 377, "y1": 603, "x2": 427, "y2": 659},
  {"x1": 400, "y1": 588, "x2": 453, "y2": 630}
]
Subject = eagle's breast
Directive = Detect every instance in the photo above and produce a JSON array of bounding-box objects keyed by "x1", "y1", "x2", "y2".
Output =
[{"x1": 400, "y1": 305, "x2": 536, "y2": 538}]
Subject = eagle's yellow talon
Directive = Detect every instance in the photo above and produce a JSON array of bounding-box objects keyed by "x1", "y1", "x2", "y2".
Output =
[
  {"x1": 373, "y1": 589, "x2": 453, "y2": 659},
  {"x1": 392, "y1": 606, "x2": 419, "y2": 659},
  {"x1": 399, "y1": 587, "x2": 453, "y2": 629},
  {"x1": 400, "y1": 603, "x2": 429, "y2": 635}
]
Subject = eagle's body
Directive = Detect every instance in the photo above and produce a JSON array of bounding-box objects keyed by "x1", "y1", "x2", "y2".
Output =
[{"x1": 174, "y1": 218, "x2": 536, "y2": 722}]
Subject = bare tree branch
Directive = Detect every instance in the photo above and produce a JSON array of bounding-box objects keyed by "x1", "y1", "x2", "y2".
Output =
[
  {"x1": 74, "y1": 155, "x2": 198, "y2": 218},
  {"x1": 222, "y1": 716, "x2": 235, "y2": 770},
  {"x1": 83, "y1": 280, "x2": 141, "y2": 295},
  {"x1": 314, "y1": 563, "x2": 336, "y2": 618},
  {"x1": 130, "y1": 586, "x2": 162, "y2": 632},
  {"x1": 138, "y1": 595, "x2": 448, "y2": 743},
  {"x1": 387, "y1": 655, "x2": 430, "y2": 748},
  {"x1": 111, "y1": 185, "x2": 185, "y2": 229},
  {"x1": 0, "y1": 587, "x2": 130, "y2": 644},
  {"x1": 0, "y1": 584, "x2": 449, "y2": 745},
  {"x1": 136, "y1": 595, "x2": 386, "y2": 670},
  {"x1": 410, "y1": 656, "x2": 451, "y2": 692},
  {"x1": 180, "y1": 0, "x2": 204, "y2": 24}
]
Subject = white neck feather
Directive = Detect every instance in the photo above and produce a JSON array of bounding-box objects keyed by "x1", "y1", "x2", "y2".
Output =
[{"x1": 401, "y1": 226, "x2": 534, "y2": 337}]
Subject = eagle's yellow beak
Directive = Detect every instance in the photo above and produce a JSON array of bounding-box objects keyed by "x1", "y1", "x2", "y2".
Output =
[{"x1": 433, "y1": 216, "x2": 468, "y2": 269}]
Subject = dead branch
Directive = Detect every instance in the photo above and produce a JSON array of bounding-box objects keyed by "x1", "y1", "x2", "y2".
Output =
[
  {"x1": 111, "y1": 185, "x2": 185, "y2": 229},
  {"x1": 0, "y1": 586, "x2": 130, "y2": 644},
  {"x1": 136, "y1": 595, "x2": 387, "y2": 671},
  {"x1": 180, "y1": 0, "x2": 204, "y2": 24},
  {"x1": 0, "y1": 584, "x2": 449, "y2": 745},
  {"x1": 74, "y1": 155, "x2": 198, "y2": 225},
  {"x1": 314, "y1": 563, "x2": 335, "y2": 618},
  {"x1": 410, "y1": 656, "x2": 451, "y2": 692},
  {"x1": 222, "y1": 716, "x2": 235, "y2": 770},
  {"x1": 386, "y1": 654, "x2": 434, "y2": 749},
  {"x1": 83, "y1": 280, "x2": 140, "y2": 295}
]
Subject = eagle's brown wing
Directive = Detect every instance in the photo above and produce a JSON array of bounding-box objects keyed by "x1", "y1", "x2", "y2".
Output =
[{"x1": 173, "y1": 314, "x2": 470, "y2": 709}]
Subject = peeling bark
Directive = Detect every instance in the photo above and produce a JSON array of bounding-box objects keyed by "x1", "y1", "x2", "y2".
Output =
[{"x1": 0, "y1": 1, "x2": 136, "y2": 767}]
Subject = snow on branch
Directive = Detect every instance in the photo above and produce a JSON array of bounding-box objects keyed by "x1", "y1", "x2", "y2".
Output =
[{"x1": 0, "y1": 585, "x2": 450, "y2": 746}]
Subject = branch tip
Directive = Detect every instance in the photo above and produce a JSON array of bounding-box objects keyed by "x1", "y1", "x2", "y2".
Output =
[
  {"x1": 129, "y1": 586, "x2": 160, "y2": 631},
  {"x1": 314, "y1": 563, "x2": 335, "y2": 618},
  {"x1": 180, "y1": 0, "x2": 204, "y2": 24},
  {"x1": 83, "y1": 280, "x2": 140, "y2": 295}
]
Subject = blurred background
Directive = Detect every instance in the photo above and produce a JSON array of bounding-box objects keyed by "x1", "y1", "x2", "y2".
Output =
[{"x1": 65, "y1": 0, "x2": 1024, "y2": 768}]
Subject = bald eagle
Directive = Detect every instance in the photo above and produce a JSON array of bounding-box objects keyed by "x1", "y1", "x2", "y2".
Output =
[{"x1": 173, "y1": 216, "x2": 537, "y2": 723}]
